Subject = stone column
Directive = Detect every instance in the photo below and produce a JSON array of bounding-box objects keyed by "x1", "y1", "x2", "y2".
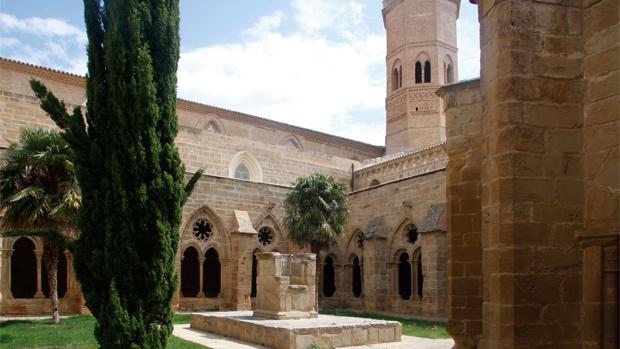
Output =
[
  {"x1": 437, "y1": 74, "x2": 482, "y2": 349},
  {"x1": 1, "y1": 249, "x2": 13, "y2": 300},
  {"x1": 230, "y1": 210, "x2": 259, "y2": 310},
  {"x1": 197, "y1": 256, "x2": 205, "y2": 298},
  {"x1": 362, "y1": 237, "x2": 388, "y2": 312},
  {"x1": 34, "y1": 250, "x2": 44, "y2": 298},
  {"x1": 476, "y1": 1, "x2": 585, "y2": 348}
]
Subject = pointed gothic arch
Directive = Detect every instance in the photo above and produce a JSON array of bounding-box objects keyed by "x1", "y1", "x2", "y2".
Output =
[
  {"x1": 194, "y1": 113, "x2": 226, "y2": 134},
  {"x1": 280, "y1": 134, "x2": 303, "y2": 150},
  {"x1": 229, "y1": 151, "x2": 263, "y2": 182},
  {"x1": 253, "y1": 212, "x2": 287, "y2": 250}
]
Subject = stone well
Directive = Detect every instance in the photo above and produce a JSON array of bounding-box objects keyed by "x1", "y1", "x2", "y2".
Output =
[{"x1": 190, "y1": 252, "x2": 402, "y2": 349}]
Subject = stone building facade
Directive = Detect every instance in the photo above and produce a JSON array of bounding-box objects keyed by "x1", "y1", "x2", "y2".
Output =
[
  {"x1": 0, "y1": 0, "x2": 459, "y2": 319},
  {"x1": 438, "y1": 0, "x2": 619, "y2": 348}
]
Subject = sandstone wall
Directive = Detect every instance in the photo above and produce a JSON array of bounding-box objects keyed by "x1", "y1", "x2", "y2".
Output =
[
  {"x1": 321, "y1": 169, "x2": 448, "y2": 319},
  {"x1": 437, "y1": 79, "x2": 482, "y2": 347},
  {"x1": 355, "y1": 142, "x2": 447, "y2": 189}
]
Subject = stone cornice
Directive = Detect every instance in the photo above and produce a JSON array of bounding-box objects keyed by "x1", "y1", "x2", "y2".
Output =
[{"x1": 0, "y1": 57, "x2": 85, "y2": 87}]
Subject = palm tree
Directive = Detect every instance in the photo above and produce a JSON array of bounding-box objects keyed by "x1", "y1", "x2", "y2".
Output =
[
  {"x1": 283, "y1": 173, "x2": 349, "y2": 310},
  {"x1": 0, "y1": 128, "x2": 80, "y2": 323}
]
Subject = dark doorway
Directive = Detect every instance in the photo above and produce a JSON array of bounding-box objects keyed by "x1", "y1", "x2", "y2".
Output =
[
  {"x1": 323, "y1": 256, "x2": 336, "y2": 297},
  {"x1": 11, "y1": 238, "x2": 37, "y2": 298},
  {"x1": 398, "y1": 253, "x2": 412, "y2": 300},
  {"x1": 251, "y1": 251, "x2": 258, "y2": 298},
  {"x1": 42, "y1": 249, "x2": 68, "y2": 298},
  {"x1": 203, "y1": 248, "x2": 221, "y2": 298},
  {"x1": 352, "y1": 256, "x2": 362, "y2": 298},
  {"x1": 417, "y1": 254, "x2": 424, "y2": 299},
  {"x1": 181, "y1": 246, "x2": 200, "y2": 297}
]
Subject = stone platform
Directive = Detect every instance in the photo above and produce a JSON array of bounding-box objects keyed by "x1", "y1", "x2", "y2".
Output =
[{"x1": 190, "y1": 311, "x2": 402, "y2": 349}]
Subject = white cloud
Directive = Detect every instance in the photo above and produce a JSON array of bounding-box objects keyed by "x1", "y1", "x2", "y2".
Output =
[
  {"x1": 178, "y1": 0, "x2": 387, "y2": 145},
  {"x1": 456, "y1": 4, "x2": 480, "y2": 80},
  {"x1": 0, "y1": 13, "x2": 86, "y2": 44}
]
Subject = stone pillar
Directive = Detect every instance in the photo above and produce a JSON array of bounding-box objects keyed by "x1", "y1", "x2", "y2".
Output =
[
  {"x1": 476, "y1": 1, "x2": 585, "y2": 348},
  {"x1": 438, "y1": 79, "x2": 482, "y2": 348},
  {"x1": 1, "y1": 249, "x2": 13, "y2": 300},
  {"x1": 362, "y1": 236, "x2": 388, "y2": 311},
  {"x1": 34, "y1": 250, "x2": 44, "y2": 298},
  {"x1": 230, "y1": 210, "x2": 259, "y2": 310},
  {"x1": 197, "y1": 256, "x2": 205, "y2": 298}
]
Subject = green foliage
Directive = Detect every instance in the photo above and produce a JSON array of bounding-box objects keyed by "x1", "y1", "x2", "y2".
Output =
[
  {"x1": 29, "y1": 0, "x2": 200, "y2": 347},
  {"x1": 0, "y1": 128, "x2": 80, "y2": 323},
  {"x1": 283, "y1": 173, "x2": 349, "y2": 253},
  {"x1": 0, "y1": 315, "x2": 209, "y2": 349},
  {"x1": 306, "y1": 343, "x2": 323, "y2": 349},
  {"x1": 0, "y1": 128, "x2": 80, "y2": 242}
]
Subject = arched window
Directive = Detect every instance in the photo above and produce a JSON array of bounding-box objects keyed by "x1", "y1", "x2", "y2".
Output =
[
  {"x1": 352, "y1": 256, "x2": 362, "y2": 298},
  {"x1": 415, "y1": 61, "x2": 422, "y2": 84},
  {"x1": 417, "y1": 253, "x2": 424, "y2": 299},
  {"x1": 11, "y1": 238, "x2": 37, "y2": 298},
  {"x1": 424, "y1": 61, "x2": 431, "y2": 83},
  {"x1": 398, "y1": 253, "x2": 412, "y2": 300},
  {"x1": 285, "y1": 139, "x2": 300, "y2": 149},
  {"x1": 206, "y1": 121, "x2": 220, "y2": 133},
  {"x1": 203, "y1": 248, "x2": 221, "y2": 298},
  {"x1": 446, "y1": 64, "x2": 454, "y2": 83},
  {"x1": 323, "y1": 256, "x2": 336, "y2": 297},
  {"x1": 229, "y1": 151, "x2": 262, "y2": 182},
  {"x1": 251, "y1": 251, "x2": 258, "y2": 298},
  {"x1": 42, "y1": 249, "x2": 68, "y2": 298},
  {"x1": 181, "y1": 246, "x2": 200, "y2": 297},
  {"x1": 234, "y1": 163, "x2": 250, "y2": 180},
  {"x1": 405, "y1": 224, "x2": 418, "y2": 244}
]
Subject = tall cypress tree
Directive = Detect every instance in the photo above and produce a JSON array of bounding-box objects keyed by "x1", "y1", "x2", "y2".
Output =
[{"x1": 30, "y1": 0, "x2": 200, "y2": 347}]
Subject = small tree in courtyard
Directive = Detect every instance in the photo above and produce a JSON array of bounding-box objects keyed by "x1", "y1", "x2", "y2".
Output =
[
  {"x1": 283, "y1": 173, "x2": 349, "y2": 309},
  {"x1": 0, "y1": 129, "x2": 80, "y2": 324},
  {"x1": 29, "y1": 0, "x2": 201, "y2": 347}
]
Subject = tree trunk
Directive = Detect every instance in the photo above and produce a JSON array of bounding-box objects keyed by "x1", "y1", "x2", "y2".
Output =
[{"x1": 43, "y1": 239, "x2": 60, "y2": 324}]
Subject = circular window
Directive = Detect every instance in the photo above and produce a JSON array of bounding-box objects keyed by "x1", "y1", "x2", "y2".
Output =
[
  {"x1": 193, "y1": 219, "x2": 213, "y2": 241},
  {"x1": 258, "y1": 227, "x2": 274, "y2": 246},
  {"x1": 356, "y1": 232, "x2": 364, "y2": 249},
  {"x1": 406, "y1": 224, "x2": 418, "y2": 244}
]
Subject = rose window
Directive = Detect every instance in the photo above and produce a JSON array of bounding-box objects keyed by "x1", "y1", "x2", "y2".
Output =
[
  {"x1": 406, "y1": 224, "x2": 418, "y2": 244},
  {"x1": 258, "y1": 227, "x2": 274, "y2": 246},
  {"x1": 193, "y1": 219, "x2": 213, "y2": 241},
  {"x1": 356, "y1": 232, "x2": 364, "y2": 249}
]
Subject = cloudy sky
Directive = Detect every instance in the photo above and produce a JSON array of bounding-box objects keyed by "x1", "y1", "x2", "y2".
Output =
[{"x1": 0, "y1": 0, "x2": 480, "y2": 146}]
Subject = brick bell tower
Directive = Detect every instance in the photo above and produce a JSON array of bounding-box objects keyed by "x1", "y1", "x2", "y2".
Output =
[{"x1": 382, "y1": 0, "x2": 460, "y2": 154}]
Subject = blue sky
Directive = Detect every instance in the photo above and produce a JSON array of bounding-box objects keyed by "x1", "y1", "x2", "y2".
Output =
[{"x1": 0, "y1": 0, "x2": 480, "y2": 145}]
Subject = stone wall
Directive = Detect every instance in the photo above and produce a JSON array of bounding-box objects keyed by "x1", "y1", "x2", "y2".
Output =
[
  {"x1": 355, "y1": 143, "x2": 447, "y2": 189},
  {"x1": 442, "y1": 1, "x2": 619, "y2": 348},
  {"x1": 437, "y1": 79, "x2": 482, "y2": 347},
  {"x1": 320, "y1": 169, "x2": 448, "y2": 319}
]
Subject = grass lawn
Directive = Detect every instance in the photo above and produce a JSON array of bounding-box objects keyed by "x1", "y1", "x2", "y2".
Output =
[
  {"x1": 0, "y1": 314, "x2": 207, "y2": 348},
  {"x1": 320, "y1": 307, "x2": 451, "y2": 339}
]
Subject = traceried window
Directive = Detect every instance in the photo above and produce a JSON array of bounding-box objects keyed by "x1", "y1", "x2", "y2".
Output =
[
  {"x1": 406, "y1": 224, "x2": 418, "y2": 244},
  {"x1": 258, "y1": 227, "x2": 274, "y2": 246},
  {"x1": 193, "y1": 219, "x2": 213, "y2": 241},
  {"x1": 234, "y1": 163, "x2": 250, "y2": 180}
]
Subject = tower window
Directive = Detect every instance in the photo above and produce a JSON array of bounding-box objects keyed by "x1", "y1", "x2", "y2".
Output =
[
  {"x1": 391, "y1": 64, "x2": 402, "y2": 91},
  {"x1": 446, "y1": 64, "x2": 454, "y2": 83},
  {"x1": 424, "y1": 61, "x2": 431, "y2": 83},
  {"x1": 415, "y1": 61, "x2": 422, "y2": 84}
]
